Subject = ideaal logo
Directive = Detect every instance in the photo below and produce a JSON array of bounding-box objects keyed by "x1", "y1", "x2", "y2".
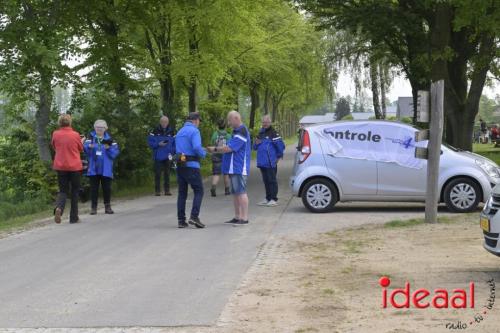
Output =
[
  {"x1": 379, "y1": 276, "x2": 474, "y2": 309},
  {"x1": 379, "y1": 276, "x2": 496, "y2": 330}
]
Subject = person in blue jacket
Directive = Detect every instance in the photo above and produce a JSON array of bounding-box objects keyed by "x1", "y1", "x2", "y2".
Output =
[
  {"x1": 84, "y1": 119, "x2": 120, "y2": 215},
  {"x1": 148, "y1": 115, "x2": 175, "y2": 196},
  {"x1": 175, "y1": 112, "x2": 206, "y2": 229},
  {"x1": 253, "y1": 115, "x2": 285, "y2": 207}
]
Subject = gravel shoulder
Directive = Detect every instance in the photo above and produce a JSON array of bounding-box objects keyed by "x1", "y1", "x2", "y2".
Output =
[{"x1": 214, "y1": 213, "x2": 500, "y2": 333}]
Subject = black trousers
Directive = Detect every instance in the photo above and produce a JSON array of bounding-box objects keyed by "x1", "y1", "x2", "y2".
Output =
[
  {"x1": 260, "y1": 167, "x2": 278, "y2": 201},
  {"x1": 154, "y1": 160, "x2": 171, "y2": 193},
  {"x1": 55, "y1": 171, "x2": 81, "y2": 222},
  {"x1": 176, "y1": 167, "x2": 204, "y2": 222},
  {"x1": 89, "y1": 175, "x2": 112, "y2": 208}
]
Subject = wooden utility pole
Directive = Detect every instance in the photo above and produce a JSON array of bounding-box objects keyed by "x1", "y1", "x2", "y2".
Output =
[{"x1": 425, "y1": 80, "x2": 444, "y2": 223}]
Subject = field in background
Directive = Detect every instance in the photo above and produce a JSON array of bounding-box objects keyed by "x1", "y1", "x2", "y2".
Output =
[{"x1": 473, "y1": 143, "x2": 500, "y2": 164}]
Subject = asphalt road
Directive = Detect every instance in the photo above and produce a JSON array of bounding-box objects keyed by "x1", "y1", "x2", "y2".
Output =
[{"x1": 0, "y1": 146, "x2": 431, "y2": 328}]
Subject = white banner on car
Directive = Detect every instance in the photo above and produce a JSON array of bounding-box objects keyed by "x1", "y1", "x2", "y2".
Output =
[{"x1": 315, "y1": 122, "x2": 427, "y2": 169}]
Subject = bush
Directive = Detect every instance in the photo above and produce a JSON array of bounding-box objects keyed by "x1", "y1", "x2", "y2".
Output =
[
  {"x1": 0, "y1": 127, "x2": 56, "y2": 204},
  {"x1": 0, "y1": 126, "x2": 56, "y2": 222},
  {"x1": 341, "y1": 114, "x2": 354, "y2": 120},
  {"x1": 400, "y1": 117, "x2": 413, "y2": 124}
]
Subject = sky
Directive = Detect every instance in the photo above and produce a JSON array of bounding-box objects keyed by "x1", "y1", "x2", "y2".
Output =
[{"x1": 336, "y1": 71, "x2": 500, "y2": 103}]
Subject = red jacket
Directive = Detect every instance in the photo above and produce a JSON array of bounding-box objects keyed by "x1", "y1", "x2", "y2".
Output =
[{"x1": 51, "y1": 127, "x2": 83, "y2": 171}]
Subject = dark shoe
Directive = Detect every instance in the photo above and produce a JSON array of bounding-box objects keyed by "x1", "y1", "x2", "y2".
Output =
[
  {"x1": 188, "y1": 217, "x2": 205, "y2": 229},
  {"x1": 211, "y1": 187, "x2": 216, "y2": 197},
  {"x1": 178, "y1": 221, "x2": 189, "y2": 228},
  {"x1": 54, "y1": 208, "x2": 62, "y2": 224},
  {"x1": 155, "y1": 192, "x2": 161, "y2": 196},
  {"x1": 70, "y1": 219, "x2": 81, "y2": 224},
  {"x1": 105, "y1": 204, "x2": 114, "y2": 214},
  {"x1": 233, "y1": 219, "x2": 249, "y2": 225},
  {"x1": 164, "y1": 191, "x2": 172, "y2": 196},
  {"x1": 90, "y1": 207, "x2": 97, "y2": 215},
  {"x1": 224, "y1": 218, "x2": 239, "y2": 224},
  {"x1": 225, "y1": 188, "x2": 231, "y2": 195}
]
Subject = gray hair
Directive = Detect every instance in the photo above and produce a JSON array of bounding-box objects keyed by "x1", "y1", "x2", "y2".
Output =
[
  {"x1": 160, "y1": 115, "x2": 169, "y2": 121},
  {"x1": 94, "y1": 119, "x2": 108, "y2": 130}
]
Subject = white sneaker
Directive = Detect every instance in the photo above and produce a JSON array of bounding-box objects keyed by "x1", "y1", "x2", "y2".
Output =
[
  {"x1": 257, "y1": 200, "x2": 269, "y2": 206},
  {"x1": 267, "y1": 200, "x2": 278, "y2": 207}
]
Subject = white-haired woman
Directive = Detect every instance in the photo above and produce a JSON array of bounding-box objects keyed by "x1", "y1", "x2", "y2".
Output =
[{"x1": 84, "y1": 120, "x2": 120, "y2": 215}]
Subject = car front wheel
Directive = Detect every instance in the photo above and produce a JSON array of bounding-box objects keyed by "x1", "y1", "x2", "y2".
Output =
[
  {"x1": 443, "y1": 177, "x2": 481, "y2": 213},
  {"x1": 301, "y1": 178, "x2": 338, "y2": 213}
]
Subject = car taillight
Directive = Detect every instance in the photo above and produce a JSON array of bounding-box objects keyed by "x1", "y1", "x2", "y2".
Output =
[{"x1": 298, "y1": 130, "x2": 311, "y2": 164}]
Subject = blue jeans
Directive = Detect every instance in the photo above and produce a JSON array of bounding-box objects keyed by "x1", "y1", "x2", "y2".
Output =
[
  {"x1": 259, "y1": 167, "x2": 278, "y2": 201},
  {"x1": 176, "y1": 167, "x2": 204, "y2": 222},
  {"x1": 229, "y1": 174, "x2": 248, "y2": 195}
]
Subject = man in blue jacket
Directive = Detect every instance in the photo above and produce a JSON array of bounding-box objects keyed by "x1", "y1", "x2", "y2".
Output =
[
  {"x1": 175, "y1": 112, "x2": 206, "y2": 229},
  {"x1": 148, "y1": 116, "x2": 175, "y2": 196},
  {"x1": 253, "y1": 115, "x2": 285, "y2": 207},
  {"x1": 208, "y1": 111, "x2": 251, "y2": 225}
]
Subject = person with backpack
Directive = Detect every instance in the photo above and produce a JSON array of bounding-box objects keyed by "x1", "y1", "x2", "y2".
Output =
[
  {"x1": 210, "y1": 119, "x2": 232, "y2": 197},
  {"x1": 84, "y1": 119, "x2": 120, "y2": 215},
  {"x1": 253, "y1": 115, "x2": 285, "y2": 207},
  {"x1": 148, "y1": 115, "x2": 175, "y2": 196}
]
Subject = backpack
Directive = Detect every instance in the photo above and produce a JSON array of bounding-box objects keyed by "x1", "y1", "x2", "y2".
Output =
[
  {"x1": 214, "y1": 130, "x2": 228, "y2": 148},
  {"x1": 212, "y1": 130, "x2": 228, "y2": 162}
]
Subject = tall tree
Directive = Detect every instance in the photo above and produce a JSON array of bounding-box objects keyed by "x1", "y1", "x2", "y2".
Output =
[
  {"x1": 301, "y1": 0, "x2": 499, "y2": 150},
  {"x1": 0, "y1": 0, "x2": 76, "y2": 162}
]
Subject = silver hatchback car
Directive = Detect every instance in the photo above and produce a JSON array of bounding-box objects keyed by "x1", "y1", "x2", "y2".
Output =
[{"x1": 290, "y1": 120, "x2": 500, "y2": 213}]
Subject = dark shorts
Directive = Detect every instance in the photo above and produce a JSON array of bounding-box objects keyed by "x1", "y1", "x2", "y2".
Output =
[
  {"x1": 229, "y1": 174, "x2": 247, "y2": 195},
  {"x1": 212, "y1": 154, "x2": 223, "y2": 175},
  {"x1": 212, "y1": 161, "x2": 222, "y2": 175}
]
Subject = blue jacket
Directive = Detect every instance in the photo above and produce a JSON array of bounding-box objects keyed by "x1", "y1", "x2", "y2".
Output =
[
  {"x1": 84, "y1": 131, "x2": 120, "y2": 178},
  {"x1": 148, "y1": 125, "x2": 175, "y2": 161},
  {"x1": 253, "y1": 126, "x2": 285, "y2": 168},
  {"x1": 175, "y1": 121, "x2": 206, "y2": 168}
]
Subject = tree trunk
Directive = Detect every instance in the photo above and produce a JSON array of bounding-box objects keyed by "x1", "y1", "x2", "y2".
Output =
[
  {"x1": 35, "y1": 69, "x2": 53, "y2": 163},
  {"x1": 271, "y1": 91, "x2": 285, "y2": 122},
  {"x1": 263, "y1": 87, "x2": 269, "y2": 115},
  {"x1": 160, "y1": 76, "x2": 176, "y2": 125},
  {"x1": 369, "y1": 55, "x2": 382, "y2": 119},
  {"x1": 429, "y1": 2, "x2": 494, "y2": 151},
  {"x1": 187, "y1": 18, "x2": 199, "y2": 114},
  {"x1": 100, "y1": 16, "x2": 131, "y2": 122},
  {"x1": 271, "y1": 98, "x2": 279, "y2": 122},
  {"x1": 249, "y1": 82, "x2": 259, "y2": 129},
  {"x1": 379, "y1": 64, "x2": 387, "y2": 119},
  {"x1": 188, "y1": 79, "x2": 197, "y2": 114}
]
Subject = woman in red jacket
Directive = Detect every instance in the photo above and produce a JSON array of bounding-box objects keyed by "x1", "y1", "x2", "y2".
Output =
[{"x1": 51, "y1": 114, "x2": 84, "y2": 224}]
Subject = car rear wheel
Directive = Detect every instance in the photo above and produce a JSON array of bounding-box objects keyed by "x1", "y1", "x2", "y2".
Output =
[
  {"x1": 301, "y1": 178, "x2": 338, "y2": 213},
  {"x1": 443, "y1": 177, "x2": 481, "y2": 213}
]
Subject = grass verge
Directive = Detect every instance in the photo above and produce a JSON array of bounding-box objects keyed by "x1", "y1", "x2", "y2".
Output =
[{"x1": 384, "y1": 213, "x2": 477, "y2": 228}]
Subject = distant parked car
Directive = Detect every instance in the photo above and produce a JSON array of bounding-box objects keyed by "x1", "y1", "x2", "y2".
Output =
[{"x1": 290, "y1": 120, "x2": 500, "y2": 213}]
